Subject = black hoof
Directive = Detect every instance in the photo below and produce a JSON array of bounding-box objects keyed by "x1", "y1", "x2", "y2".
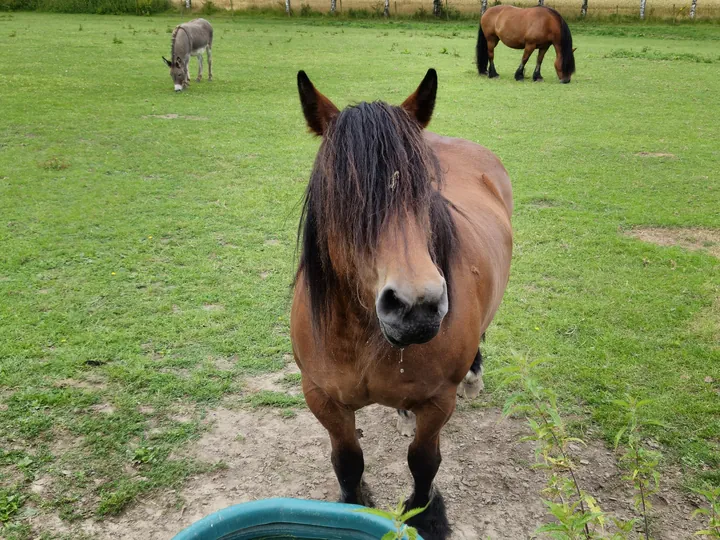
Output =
[
  {"x1": 515, "y1": 74, "x2": 525, "y2": 81},
  {"x1": 405, "y1": 490, "x2": 451, "y2": 540},
  {"x1": 488, "y1": 72, "x2": 499, "y2": 79},
  {"x1": 533, "y1": 76, "x2": 544, "y2": 82},
  {"x1": 478, "y1": 70, "x2": 488, "y2": 76},
  {"x1": 341, "y1": 480, "x2": 375, "y2": 507}
]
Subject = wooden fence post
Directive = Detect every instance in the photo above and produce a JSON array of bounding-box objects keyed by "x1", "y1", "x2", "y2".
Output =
[
  {"x1": 639, "y1": 0, "x2": 646, "y2": 18},
  {"x1": 690, "y1": 0, "x2": 697, "y2": 18},
  {"x1": 581, "y1": 0, "x2": 588, "y2": 16}
]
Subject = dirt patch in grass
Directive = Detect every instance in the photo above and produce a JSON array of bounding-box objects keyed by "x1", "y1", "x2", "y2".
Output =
[
  {"x1": 142, "y1": 114, "x2": 208, "y2": 121},
  {"x1": 57, "y1": 404, "x2": 697, "y2": 540},
  {"x1": 634, "y1": 152, "x2": 676, "y2": 158},
  {"x1": 243, "y1": 363, "x2": 301, "y2": 395},
  {"x1": 627, "y1": 227, "x2": 720, "y2": 258}
]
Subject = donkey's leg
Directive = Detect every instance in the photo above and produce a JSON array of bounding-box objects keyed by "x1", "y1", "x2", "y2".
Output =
[
  {"x1": 207, "y1": 47, "x2": 213, "y2": 81},
  {"x1": 304, "y1": 382, "x2": 370, "y2": 506},
  {"x1": 533, "y1": 46, "x2": 549, "y2": 81},
  {"x1": 456, "y1": 348, "x2": 484, "y2": 399},
  {"x1": 515, "y1": 43, "x2": 537, "y2": 81},
  {"x1": 405, "y1": 392, "x2": 455, "y2": 540},
  {"x1": 396, "y1": 409, "x2": 416, "y2": 437},
  {"x1": 196, "y1": 54, "x2": 203, "y2": 81}
]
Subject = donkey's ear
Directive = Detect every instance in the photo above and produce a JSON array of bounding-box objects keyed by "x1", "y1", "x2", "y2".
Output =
[
  {"x1": 162, "y1": 56, "x2": 171, "y2": 67},
  {"x1": 401, "y1": 68, "x2": 437, "y2": 129},
  {"x1": 297, "y1": 70, "x2": 339, "y2": 137}
]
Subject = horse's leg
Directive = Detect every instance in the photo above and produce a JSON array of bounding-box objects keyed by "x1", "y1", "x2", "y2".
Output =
[
  {"x1": 304, "y1": 383, "x2": 370, "y2": 505},
  {"x1": 405, "y1": 392, "x2": 455, "y2": 540},
  {"x1": 396, "y1": 408, "x2": 416, "y2": 437},
  {"x1": 514, "y1": 44, "x2": 536, "y2": 81},
  {"x1": 533, "y1": 46, "x2": 549, "y2": 81},
  {"x1": 487, "y1": 36, "x2": 500, "y2": 79},
  {"x1": 196, "y1": 54, "x2": 203, "y2": 81},
  {"x1": 207, "y1": 47, "x2": 213, "y2": 81},
  {"x1": 456, "y1": 348, "x2": 484, "y2": 399}
]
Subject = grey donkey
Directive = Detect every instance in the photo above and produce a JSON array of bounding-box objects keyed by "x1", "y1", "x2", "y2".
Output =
[{"x1": 162, "y1": 19, "x2": 213, "y2": 92}]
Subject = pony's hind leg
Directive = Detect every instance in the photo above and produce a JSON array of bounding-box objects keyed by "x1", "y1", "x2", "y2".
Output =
[
  {"x1": 515, "y1": 44, "x2": 537, "y2": 81},
  {"x1": 533, "y1": 46, "x2": 549, "y2": 82},
  {"x1": 207, "y1": 47, "x2": 213, "y2": 81},
  {"x1": 487, "y1": 36, "x2": 500, "y2": 78},
  {"x1": 396, "y1": 409, "x2": 416, "y2": 437},
  {"x1": 404, "y1": 394, "x2": 455, "y2": 540},
  {"x1": 456, "y1": 348, "x2": 484, "y2": 399},
  {"x1": 304, "y1": 382, "x2": 370, "y2": 505},
  {"x1": 196, "y1": 54, "x2": 203, "y2": 81}
]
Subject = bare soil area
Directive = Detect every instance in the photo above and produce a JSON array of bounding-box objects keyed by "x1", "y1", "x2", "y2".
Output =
[
  {"x1": 627, "y1": 227, "x2": 720, "y2": 259},
  {"x1": 58, "y1": 401, "x2": 697, "y2": 539}
]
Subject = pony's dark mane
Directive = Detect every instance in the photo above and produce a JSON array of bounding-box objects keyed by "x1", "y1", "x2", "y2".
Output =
[
  {"x1": 538, "y1": 6, "x2": 575, "y2": 76},
  {"x1": 297, "y1": 101, "x2": 457, "y2": 329}
]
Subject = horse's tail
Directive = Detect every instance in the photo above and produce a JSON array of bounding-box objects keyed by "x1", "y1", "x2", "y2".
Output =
[
  {"x1": 557, "y1": 12, "x2": 575, "y2": 75},
  {"x1": 476, "y1": 23, "x2": 488, "y2": 75}
]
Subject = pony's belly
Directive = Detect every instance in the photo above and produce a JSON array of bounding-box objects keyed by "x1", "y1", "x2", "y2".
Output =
[{"x1": 191, "y1": 46, "x2": 207, "y2": 55}]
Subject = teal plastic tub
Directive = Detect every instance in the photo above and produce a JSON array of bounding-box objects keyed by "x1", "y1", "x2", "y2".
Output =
[{"x1": 172, "y1": 497, "x2": 420, "y2": 540}]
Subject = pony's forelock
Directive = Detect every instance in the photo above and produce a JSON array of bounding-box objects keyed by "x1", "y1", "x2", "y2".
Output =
[{"x1": 297, "y1": 101, "x2": 457, "y2": 330}]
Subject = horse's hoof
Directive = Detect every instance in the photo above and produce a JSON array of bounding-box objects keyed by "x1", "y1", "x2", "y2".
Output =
[
  {"x1": 196, "y1": 77, "x2": 202, "y2": 82},
  {"x1": 457, "y1": 370, "x2": 484, "y2": 400},
  {"x1": 396, "y1": 410, "x2": 416, "y2": 437},
  {"x1": 208, "y1": 76, "x2": 213, "y2": 81},
  {"x1": 489, "y1": 73, "x2": 499, "y2": 79},
  {"x1": 533, "y1": 77, "x2": 544, "y2": 82},
  {"x1": 478, "y1": 71, "x2": 488, "y2": 76}
]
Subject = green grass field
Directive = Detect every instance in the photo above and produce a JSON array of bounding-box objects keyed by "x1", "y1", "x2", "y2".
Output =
[{"x1": 1, "y1": 11, "x2": 719, "y2": 537}]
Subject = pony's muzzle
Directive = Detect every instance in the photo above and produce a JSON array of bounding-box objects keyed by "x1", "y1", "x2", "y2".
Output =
[
  {"x1": 376, "y1": 280, "x2": 448, "y2": 347},
  {"x1": 174, "y1": 84, "x2": 183, "y2": 92}
]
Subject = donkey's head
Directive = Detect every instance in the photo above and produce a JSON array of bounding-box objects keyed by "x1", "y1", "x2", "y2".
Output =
[
  {"x1": 297, "y1": 69, "x2": 455, "y2": 348},
  {"x1": 162, "y1": 56, "x2": 187, "y2": 92}
]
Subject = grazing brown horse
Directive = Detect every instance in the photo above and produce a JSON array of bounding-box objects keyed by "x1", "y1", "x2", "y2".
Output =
[
  {"x1": 477, "y1": 5, "x2": 576, "y2": 83},
  {"x1": 290, "y1": 68, "x2": 513, "y2": 540}
]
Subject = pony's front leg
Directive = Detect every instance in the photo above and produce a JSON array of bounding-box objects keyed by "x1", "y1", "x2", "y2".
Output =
[
  {"x1": 533, "y1": 46, "x2": 549, "y2": 82},
  {"x1": 196, "y1": 54, "x2": 203, "y2": 81},
  {"x1": 303, "y1": 382, "x2": 369, "y2": 505},
  {"x1": 405, "y1": 391, "x2": 455, "y2": 540},
  {"x1": 515, "y1": 44, "x2": 537, "y2": 81}
]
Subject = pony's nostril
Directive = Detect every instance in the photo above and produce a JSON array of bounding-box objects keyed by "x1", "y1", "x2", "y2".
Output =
[{"x1": 377, "y1": 288, "x2": 410, "y2": 319}]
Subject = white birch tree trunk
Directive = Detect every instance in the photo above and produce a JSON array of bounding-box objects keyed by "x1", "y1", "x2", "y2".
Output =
[
  {"x1": 384, "y1": 0, "x2": 389, "y2": 16},
  {"x1": 639, "y1": 0, "x2": 647, "y2": 18},
  {"x1": 581, "y1": 0, "x2": 588, "y2": 16},
  {"x1": 330, "y1": 0, "x2": 336, "y2": 13},
  {"x1": 433, "y1": 0, "x2": 441, "y2": 16},
  {"x1": 481, "y1": 0, "x2": 487, "y2": 13},
  {"x1": 538, "y1": 0, "x2": 544, "y2": 5},
  {"x1": 690, "y1": 0, "x2": 697, "y2": 18},
  {"x1": 185, "y1": 0, "x2": 191, "y2": 8},
  {"x1": 285, "y1": 0, "x2": 291, "y2": 14}
]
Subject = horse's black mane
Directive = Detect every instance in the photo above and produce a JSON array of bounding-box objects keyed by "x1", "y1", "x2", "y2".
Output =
[{"x1": 297, "y1": 101, "x2": 457, "y2": 328}]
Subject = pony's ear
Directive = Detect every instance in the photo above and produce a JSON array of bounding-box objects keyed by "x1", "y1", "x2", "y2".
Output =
[
  {"x1": 401, "y1": 68, "x2": 437, "y2": 128},
  {"x1": 297, "y1": 70, "x2": 339, "y2": 137},
  {"x1": 162, "y1": 56, "x2": 171, "y2": 67}
]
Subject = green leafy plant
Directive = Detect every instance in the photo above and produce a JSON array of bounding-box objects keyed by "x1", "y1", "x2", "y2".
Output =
[
  {"x1": 0, "y1": 489, "x2": 24, "y2": 523},
  {"x1": 497, "y1": 354, "x2": 635, "y2": 539},
  {"x1": 356, "y1": 499, "x2": 427, "y2": 540},
  {"x1": 692, "y1": 486, "x2": 720, "y2": 538},
  {"x1": 613, "y1": 395, "x2": 665, "y2": 540}
]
